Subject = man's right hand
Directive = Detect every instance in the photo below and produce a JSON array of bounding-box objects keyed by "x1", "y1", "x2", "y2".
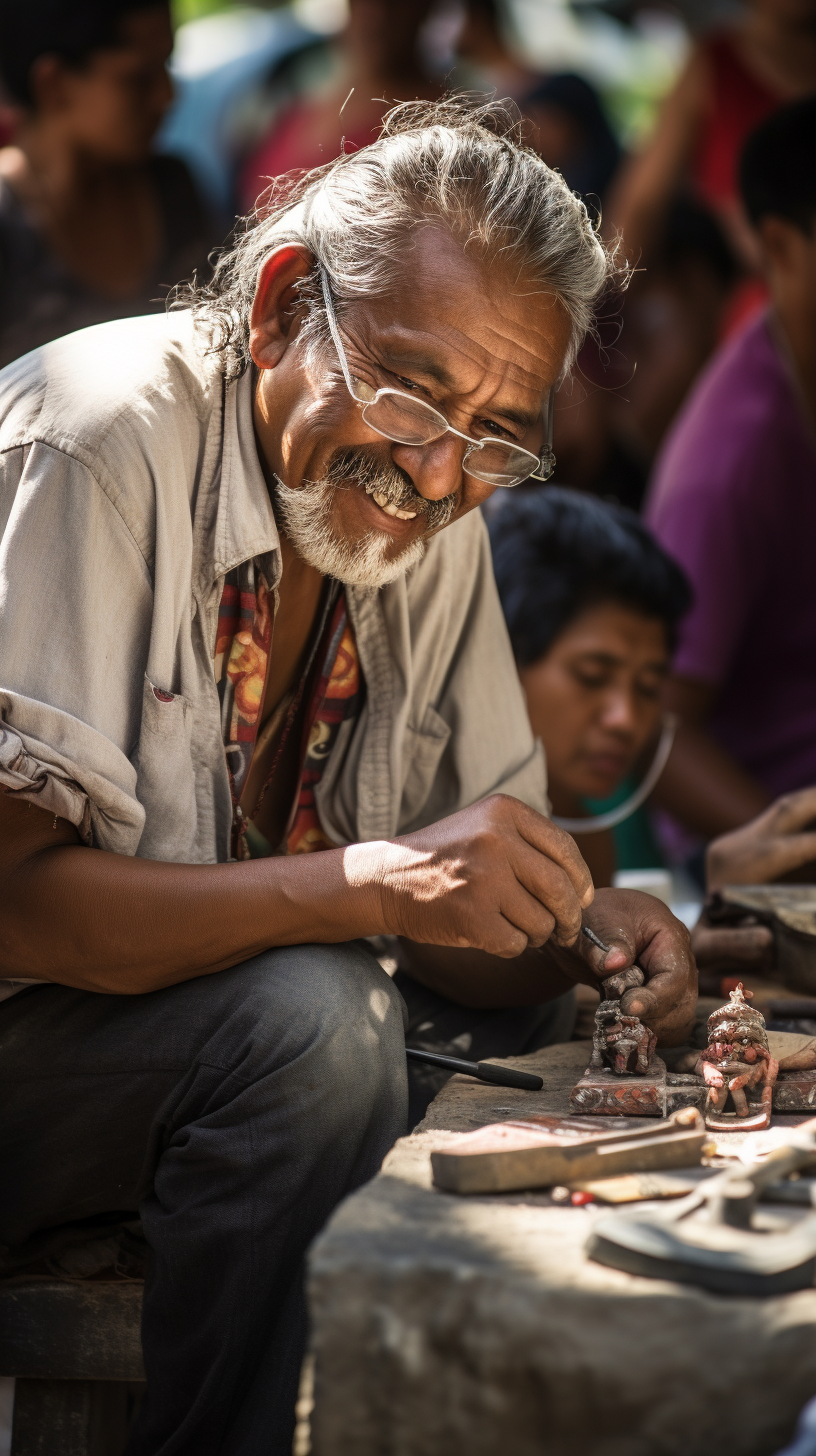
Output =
[{"x1": 343, "y1": 794, "x2": 594, "y2": 957}]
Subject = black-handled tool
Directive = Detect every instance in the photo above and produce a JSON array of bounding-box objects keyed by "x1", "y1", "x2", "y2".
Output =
[{"x1": 406, "y1": 1046, "x2": 543, "y2": 1090}]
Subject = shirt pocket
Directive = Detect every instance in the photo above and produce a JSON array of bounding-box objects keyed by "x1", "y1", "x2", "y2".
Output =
[
  {"x1": 133, "y1": 676, "x2": 198, "y2": 861},
  {"x1": 399, "y1": 703, "x2": 451, "y2": 831}
]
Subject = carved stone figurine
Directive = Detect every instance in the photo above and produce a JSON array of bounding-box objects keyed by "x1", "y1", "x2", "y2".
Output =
[
  {"x1": 589, "y1": 1000, "x2": 658, "y2": 1077},
  {"x1": 693, "y1": 983, "x2": 778, "y2": 1123}
]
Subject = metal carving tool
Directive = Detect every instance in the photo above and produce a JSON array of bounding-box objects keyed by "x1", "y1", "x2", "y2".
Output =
[
  {"x1": 587, "y1": 1119, "x2": 816, "y2": 1295},
  {"x1": 406, "y1": 1047, "x2": 543, "y2": 1090}
]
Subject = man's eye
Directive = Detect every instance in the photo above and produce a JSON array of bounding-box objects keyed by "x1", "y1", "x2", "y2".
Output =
[
  {"x1": 478, "y1": 418, "x2": 514, "y2": 441},
  {"x1": 394, "y1": 375, "x2": 421, "y2": 392}
]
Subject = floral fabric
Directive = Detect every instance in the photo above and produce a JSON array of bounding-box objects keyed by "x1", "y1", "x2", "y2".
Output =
[
  {"x1": 286, "y1": 595, "x2": 361, "y2": 855},
  {"x1": 215, "y1": 561, "x2": 274, "y2": 805},
  {"x1": 214, "y1": 563, "x2": 361, "y2": 856}
]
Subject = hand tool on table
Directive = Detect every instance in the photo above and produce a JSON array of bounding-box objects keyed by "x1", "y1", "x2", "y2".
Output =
[
  {"x1": 406, "y1": 1047, "x2": 543, "y2": 1090},
  {"x1": 587, "y1": 1116, "x2": 816, "y2": 1295},
  {"x1": 431, "y1": 1107, "x2": 706, "y2": 1195},
  {"x1": 410, "y1": 929, "x2": 647, "y2": 1098}
]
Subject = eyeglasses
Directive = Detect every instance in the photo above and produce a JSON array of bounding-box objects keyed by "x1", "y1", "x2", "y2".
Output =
[{"x1": 319, "y1": 268, "x2": 555, "y2": 489}]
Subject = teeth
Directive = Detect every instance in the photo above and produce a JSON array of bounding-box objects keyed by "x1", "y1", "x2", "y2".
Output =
[{"x1": 371, "y1": 489, "x2": 417, "y2": 521}]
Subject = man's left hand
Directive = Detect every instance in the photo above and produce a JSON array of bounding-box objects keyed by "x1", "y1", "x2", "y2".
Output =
[{"x1": 564, "y1": 886, "x2": 697, "y2": 1046}]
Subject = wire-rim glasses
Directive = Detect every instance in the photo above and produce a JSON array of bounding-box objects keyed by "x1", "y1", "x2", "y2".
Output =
[{"x1": 319, "y1": 268, "x2": 555, "y2": 489}]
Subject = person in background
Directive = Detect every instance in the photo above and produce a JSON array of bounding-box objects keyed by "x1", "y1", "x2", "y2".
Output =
[
  {"x1": 524, "y1": 72, "x2": 620, "y2": 205},
  {"x1": 608, "y1": 0, "x2": 816, "y2": 290},
  {"x1": 237, "y1": 0, "x2": 441, "y2": 212},
  {"x1": 0, "y1": 0, "x2": 215, "y2": 370},
  {"x1": 487, "y1": 487, "x2": 691, "y2": 891},
  {"x1": 692, "y1": 786, "x2": 816, "y2": 985},
  {"x1": 450, "y1": 0, "x2": 538, "y2": 102},
  {"x1": 552, "y1": 197, "x2": 737, "y2": 510},
  {"x1": 646, "y1": 97, "x2": 816, "y2": 864}
]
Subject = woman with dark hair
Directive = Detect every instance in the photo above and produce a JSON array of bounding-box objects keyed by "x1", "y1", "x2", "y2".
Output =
[
  {"x1": 488, "y1": 487, "x2": 691, "y2": 888},
  {"x1": 0, "y1": 0, "x2": 214, "y2": 367}
]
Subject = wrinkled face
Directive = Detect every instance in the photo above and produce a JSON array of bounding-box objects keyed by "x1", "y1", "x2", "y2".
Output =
[
  {"x1": 519, "y1": 600, "x2": 669, "y2": 803},
  {"x1": 40, "y1": 6, "x2": 173, "y2": 163},
  {"x1": 253, "y1": 228, "x2": 571, "y2": 588}
]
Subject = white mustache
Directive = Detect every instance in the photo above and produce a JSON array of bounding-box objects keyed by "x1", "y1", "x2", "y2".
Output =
[{"x1": 325, "y1": 448, "x2": 457, "y2": 532}]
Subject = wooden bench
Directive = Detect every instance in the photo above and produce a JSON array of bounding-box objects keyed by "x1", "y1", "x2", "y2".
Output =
[{"x1": 0, "y1": 1277, "x2": 144, "y2": 1456}]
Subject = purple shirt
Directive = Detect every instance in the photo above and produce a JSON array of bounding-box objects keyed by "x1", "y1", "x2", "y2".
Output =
[{"x1": 646, "y1": 312, "x2": 816, "y2": 798}]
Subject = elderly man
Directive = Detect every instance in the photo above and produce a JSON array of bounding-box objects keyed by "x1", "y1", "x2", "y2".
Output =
[{"x1": 0, "y1": 99, "x2": 695, "y2": 1454}]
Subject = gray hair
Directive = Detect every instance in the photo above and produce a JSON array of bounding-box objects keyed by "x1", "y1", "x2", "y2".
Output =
[{"x1": 183, "y1": 95, "x2": 622, "y2": 380}]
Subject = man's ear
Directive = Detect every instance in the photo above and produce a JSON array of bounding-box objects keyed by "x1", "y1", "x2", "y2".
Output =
[{"x1": 249, "y1": 245, "x2": 314, "y2": 370}]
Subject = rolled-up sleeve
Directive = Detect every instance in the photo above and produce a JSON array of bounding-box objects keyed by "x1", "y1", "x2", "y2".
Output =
[{"x1": 0, "y1": 441, "x2": 151, "y2": 851}]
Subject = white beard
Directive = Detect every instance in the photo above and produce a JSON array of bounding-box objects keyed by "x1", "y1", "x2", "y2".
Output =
[{"x1": 272, "y1": 474, "x2": 428, "y2": 589}]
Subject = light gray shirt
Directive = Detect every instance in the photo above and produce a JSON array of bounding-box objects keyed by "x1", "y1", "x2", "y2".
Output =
[{"x1": 0, "y1": 312, "x2": 547, "y2": 991}]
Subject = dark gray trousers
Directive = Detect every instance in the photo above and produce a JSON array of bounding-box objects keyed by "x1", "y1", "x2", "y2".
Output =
[
  {"x1": 0, "y1": 943, "x2": 408, "y2": 1456},
  {"x1": 0, "y1": 945, "x2": 574, "y2": 1454}
]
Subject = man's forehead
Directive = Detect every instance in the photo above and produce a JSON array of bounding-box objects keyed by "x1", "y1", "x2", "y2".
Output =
[{"x1": 350, "y1": 226, "x2": 570, "y2": 404}]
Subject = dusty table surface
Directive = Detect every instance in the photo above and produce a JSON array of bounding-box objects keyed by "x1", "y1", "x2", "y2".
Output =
[
  {"x1": 417, "y1": 1039, "x2": 591, "y2": 1133},
  {"x1": 308, "y1": 1041, "x2": 816, "y2": 1456}
]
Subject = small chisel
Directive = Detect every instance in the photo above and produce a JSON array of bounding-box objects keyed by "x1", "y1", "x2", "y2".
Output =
[{"x1": 406, "y1": 1046, "x2": 544, "y2": 1090}]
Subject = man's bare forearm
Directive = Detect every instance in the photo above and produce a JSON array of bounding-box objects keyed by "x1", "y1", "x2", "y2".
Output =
[
  {"x1": 397, "y1": 940, "x2": 587, "y2": 1009},
  {"x1": 0, "y1": 802, "x2": 381, "y2": 993}
]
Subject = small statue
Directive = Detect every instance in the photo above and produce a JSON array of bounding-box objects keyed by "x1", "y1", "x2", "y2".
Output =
[
  {"x1": 589, "y1": 1000, "x2": 658, "y2": 1077},
  {"x1": 693, "y1": 983, "x2": 778, "y2": 1124}
]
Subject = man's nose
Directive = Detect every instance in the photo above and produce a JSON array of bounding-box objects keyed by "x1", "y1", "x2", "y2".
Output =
[{"x1": 390, "y1": 435, "x2": 465, "y2": 500}]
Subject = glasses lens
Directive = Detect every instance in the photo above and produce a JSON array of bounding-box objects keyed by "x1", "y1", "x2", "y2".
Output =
[
  {"x1": 463, "y1": 441, "x2": 541, "y2": 488},
  {"x1": 350, "y1": 376, "x2": 377, "y2": 404},
  {"x1": 362, "y1": 390, "x2": 448, "y2": 447}
]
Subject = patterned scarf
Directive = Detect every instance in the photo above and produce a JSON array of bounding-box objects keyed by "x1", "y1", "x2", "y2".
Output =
[{"x1": 215, "y1": 562, "x2": 361, "y2": 857}]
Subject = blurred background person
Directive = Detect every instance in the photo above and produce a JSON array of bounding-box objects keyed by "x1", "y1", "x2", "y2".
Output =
[
  {"x1": 691, "y1": 786, "x2": 816, "y2": 989},
  {"x1": 0, "y1": 0, "x2": 215, "y2": 369},
  {"x1": 608, "y1": 0, "x2": 816, "y2": 298},
  {"x1": 608, "y1": 196, "x2": 739, "y2": 477},
  {"x1": 450, "y1": 0, "x2": 539, "y2": 101},
  {"x1": 488, "y1": 486, "x2": 690, "y2": 889},
  {"x1": 591, "y1": 0, "x2": 816, "y2": 519},
  {"x1": 549, "y1": 194, "x2": 738, "y2": 511},
  {"x1": 647, "y1": 96, "x2": 816, "y2": 871},
  {"x1": 238, "y1": 0, "x2": 442, "y2": 211},
  {"x1": 524, "y1": 71, "x2": 620, "y2": 203}
]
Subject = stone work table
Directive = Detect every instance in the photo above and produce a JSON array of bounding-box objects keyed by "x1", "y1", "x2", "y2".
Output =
[{"x1": 308, "y1": 1042, "x2": 816, "y2": 1456}]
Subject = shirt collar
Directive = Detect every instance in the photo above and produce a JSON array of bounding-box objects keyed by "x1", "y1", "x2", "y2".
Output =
[{"x1": 212, "y1": 364, "x2": 281, "y2": 587}]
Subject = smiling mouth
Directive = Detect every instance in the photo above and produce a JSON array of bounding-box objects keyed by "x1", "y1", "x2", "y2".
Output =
[{"x1": 369, "y1": 489, "x2": 417, "y2": 521}]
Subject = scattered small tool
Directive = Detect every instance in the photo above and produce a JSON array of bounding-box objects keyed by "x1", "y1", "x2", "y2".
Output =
[
  {"x1": 431, "y1": 1106, "x2": 706, "y2": 1195},
  {"x1": 406, "y1": 1047, "x2": 543, "y2": 1091},
  {"x1": 568, "y1": 1171, "x2": 702, "y2": 1204},
  {"x1": 587, "y1": 1117, "x2": 816, "y2": 1295}
]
